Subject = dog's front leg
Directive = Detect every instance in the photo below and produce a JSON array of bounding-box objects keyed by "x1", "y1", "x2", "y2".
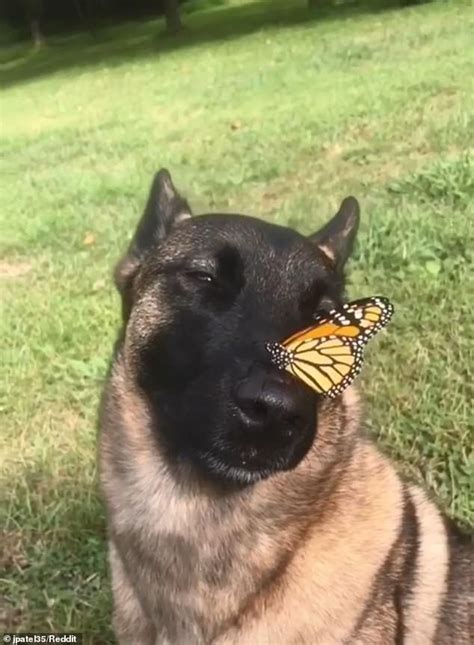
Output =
[{"x1": 109, "y1": 540, "x2": 156, "y2": 645}]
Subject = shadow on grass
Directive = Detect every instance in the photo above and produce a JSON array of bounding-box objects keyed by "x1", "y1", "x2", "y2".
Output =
[
  {"x1": 1, "y1": 0, "x2": 409, "y2": 89},
  {"x1": 3, "y1": 467, "x2": 112, "y2": 639}
]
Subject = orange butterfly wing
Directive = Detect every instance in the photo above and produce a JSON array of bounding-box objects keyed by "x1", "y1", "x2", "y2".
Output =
[{"x1": 266, "y1": 297, "x2": 394, "y2": 397}]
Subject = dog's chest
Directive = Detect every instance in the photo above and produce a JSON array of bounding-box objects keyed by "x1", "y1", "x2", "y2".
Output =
[{"x1": 115, "y1": 474, "x2": 282, "y2": 641}]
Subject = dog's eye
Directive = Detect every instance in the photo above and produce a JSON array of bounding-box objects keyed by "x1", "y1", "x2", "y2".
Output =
[
  {"x1": 312, "y1": 297, "x2": 336, "y2": 319},
  {"x1": 185, "y1": 270, "x2": 216, "y2": 284}
]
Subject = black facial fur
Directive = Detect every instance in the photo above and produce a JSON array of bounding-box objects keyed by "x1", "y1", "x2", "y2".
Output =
[{"x1": 117, "y1": 170, "x2": 359, "y2": 485}]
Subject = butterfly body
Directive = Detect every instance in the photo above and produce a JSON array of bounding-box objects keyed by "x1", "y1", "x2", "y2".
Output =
[{"x1": 266, "y1": 297, "x2": 394, "y2": 398}]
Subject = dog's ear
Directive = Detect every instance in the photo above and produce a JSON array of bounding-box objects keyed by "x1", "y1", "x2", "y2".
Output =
[
  {"x1": 115, "y1": 169, "x2": 191, "y2": 318},
  {"x1": 310, "y1": 196, "x2": 360, "y2": 272}
]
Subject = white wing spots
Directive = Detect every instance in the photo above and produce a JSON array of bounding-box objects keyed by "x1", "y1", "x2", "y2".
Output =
[
  {"x1": 265, "y1": 342, "x2": 293, "y2": 370},
  {"x1": 266, "y1": 296, "x2": 394, "y2": 397}
]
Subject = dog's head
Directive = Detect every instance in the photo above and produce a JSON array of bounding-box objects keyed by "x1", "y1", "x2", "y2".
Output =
[{"x1": 115, "y1": 170, "x2": 359, "y2": 484}]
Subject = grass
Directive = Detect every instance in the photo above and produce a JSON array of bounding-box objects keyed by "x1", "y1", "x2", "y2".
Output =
[{"x1": 1, "y1": 0, "x2": 473, "y2": 639}]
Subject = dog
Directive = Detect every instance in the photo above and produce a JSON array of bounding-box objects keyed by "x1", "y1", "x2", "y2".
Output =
[{"x1": 99, "y1": 169, "x2": 472, "y2": 644}]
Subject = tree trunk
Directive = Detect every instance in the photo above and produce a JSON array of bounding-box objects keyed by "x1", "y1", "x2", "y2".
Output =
[
  {"x1": 23, "y1": 0, "x2": 44, "y2": 47},
  {"x1": 30, "y1": 17, "x2": 44, "y2": 48},
  {"x1": 74, "y1": 0, "x2": 85, "y2": 22},
  {"x1": 163, "y1": 0, "x2": 182, "y2": 34}
]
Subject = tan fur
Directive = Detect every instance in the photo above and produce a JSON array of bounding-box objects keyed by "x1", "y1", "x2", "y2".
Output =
[
  {"x1": 99, "y1": 178, "x2": 471, "y2": 643},
  {"x1": 216, "y1": 442, "x2": 404, "y2": 645},
  {"x1": 317, "y1": 243, "x2": 337, "y2": 264},
  {"x1": 404, "y1": 486, "x2": 449, "y2": 644},
  {"x1": 108, "y1": 541, "x2": 156, "y2": 644},
  {"x1": 100, "y1": 359, "x2": 472, "y2": 644}
]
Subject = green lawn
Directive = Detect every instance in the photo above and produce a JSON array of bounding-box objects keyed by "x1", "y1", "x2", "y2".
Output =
[{"x1": 1, "y1": 0, "x2": 473, "y2": 639}]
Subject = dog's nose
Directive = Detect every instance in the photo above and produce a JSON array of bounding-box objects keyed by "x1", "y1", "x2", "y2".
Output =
[{"x1": 234, "y1": 366, "x2": 305, "y2": 430}]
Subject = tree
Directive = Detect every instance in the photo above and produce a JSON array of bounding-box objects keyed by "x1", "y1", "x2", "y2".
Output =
[
  {"x1": 163, "y1": 0, "x2": 182, "y2": 34},
  {"x1": 22, "y1": 0, "x2": 44, "y2": 47}
]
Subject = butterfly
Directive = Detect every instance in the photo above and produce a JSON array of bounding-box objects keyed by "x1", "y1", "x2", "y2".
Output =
[{"x1": 265, "y1": 296, "x2": 394, "y2": 398}]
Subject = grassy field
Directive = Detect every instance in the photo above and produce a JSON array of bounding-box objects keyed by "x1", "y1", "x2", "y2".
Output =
[{"x1": 1, "y1": 0, "x2": 473, "y2": 639}]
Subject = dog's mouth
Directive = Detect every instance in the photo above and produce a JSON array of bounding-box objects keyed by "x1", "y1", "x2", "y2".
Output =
[
  {"x1": 196, "y1": 449, "x2": 278, "y2": 484},
  {"x1": 148, "y1": 361, "x2": 318, "y2": 485},
  {"x1": 195, "y1": 417, "x2": 316, "y2": 485}
]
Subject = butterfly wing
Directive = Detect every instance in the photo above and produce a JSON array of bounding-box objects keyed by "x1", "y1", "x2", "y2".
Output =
[
  {"x1": 284, "y1": 335, "x2": 364, "y2": 397},
  {"x1": 266, "y1": 297, "x2": 393, "y2": 397}
]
